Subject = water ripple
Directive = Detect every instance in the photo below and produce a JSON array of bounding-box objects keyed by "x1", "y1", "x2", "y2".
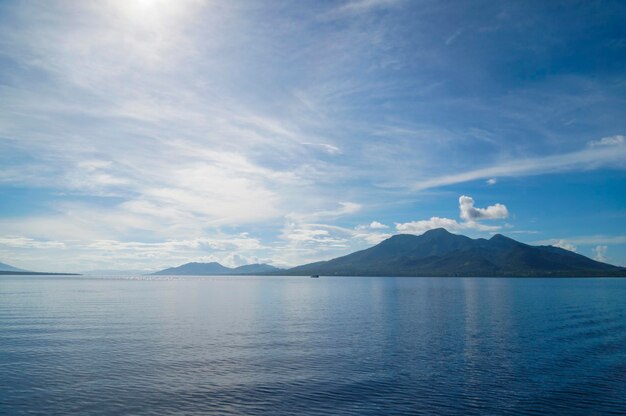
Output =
[{"x1": 1, "y1": 276, "x2": 625, "y2": 415}]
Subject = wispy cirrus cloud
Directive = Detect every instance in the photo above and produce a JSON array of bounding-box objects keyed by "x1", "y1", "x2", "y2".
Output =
[
  {"x1": 412, "y1": 140, "x2": 626, "y2": 191},
  {"x1": 1, "y1": 1, "x2": 625, "y2": 270},
  {"x1": 301, "y1": 142, "x2": 342, "y2": 155},
  {"x1": 0, "y1": 232, "x2": 269, "y2": 272},
  {"x1": 536, "y1": 235, "x2": 626, "y2": 246},
  {"x1": 588, "y1": 135, "x2": 624, "y2": 147},
  {"x1": 330, "y1": 0, "x2": 404, "y2": 16},
  {"x1": 0, "y1": 236, "x2": 66, "y2": 250}
]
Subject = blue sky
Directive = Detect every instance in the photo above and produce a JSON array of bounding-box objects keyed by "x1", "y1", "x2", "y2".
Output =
[{"x1": 1, "y1": 0, "x2": 625, "y2": 272}]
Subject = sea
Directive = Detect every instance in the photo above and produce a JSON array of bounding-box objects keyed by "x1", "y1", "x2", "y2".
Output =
[{"x1": 1, "y1": 275, "x2": 625, "y2": 415}]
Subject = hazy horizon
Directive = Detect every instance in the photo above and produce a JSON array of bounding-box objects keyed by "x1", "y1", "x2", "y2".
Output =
[
  {"x1": 3, "y1": 226, "x2": 625, "y2": 274},
  {"x1": 1, "y1": 0, "x2": 625, "y2": 272}
]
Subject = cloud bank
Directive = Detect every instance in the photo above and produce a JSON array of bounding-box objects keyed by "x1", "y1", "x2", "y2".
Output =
[{"x1": 396, "y1": 196, "x2": 509, "y2": 235}]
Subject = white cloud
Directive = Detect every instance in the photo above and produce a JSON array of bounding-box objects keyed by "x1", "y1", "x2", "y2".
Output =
[
  {"x1": 588, "y1": 135, "x2": 624, "y2": 147},
  {"x1": 0, "y1": 236, "x2": 66, "y2": 249},
  {"x1": 283, "y1": 228, "x2": 339, "y2": 244},
  {"x1": 77, "y1": 160, "x2": 112, "y2": 171},
  {"x1": 219, "y1": 253, "x2": 261, "y2": 268},
  {"x1": 445, "y1": 28, "x2": 465, "y2": 45},
  {"x1": 551, "y1": 239, "x2": 577, "y2": 252},
  {"x1": 0, "y1": 1, "x2": 363, "y2": 251},
  {"x1": 1, "y1": 2, "x2": 624, "y2": 271},
  {"x1": 353, "y1": 231, "x2": 392, "y2": 244},
  {"x1": 288, "y1": 202, "x2": 362, "y2": 224},
  {"x1": 412, "y1": 140, "x2": 626, "y2": 191},
  {"x1": 301, "y1": 142, "x2": 341, "y2": 155},
  {"x1": 0, "y1": 233, "x2": 269, "y2": 272},
  {"x1": 277, "y1": 222, "x2": 353, "y2": 266},
  {"x1": 459, "y1": 195, "x2": 508, "y2": 221},
  {"x1": 486, "y1": 178, "x2": 497, "y2": 185},
  {"x1": 535, "y1": 235, "x2": 626, "y2": 246},
  {"x1": 352, "y1": 222, "x2": 392, "y2": 243},
  {"x1": 396, "y1": 195, "x2": 508, "y2": 235},
  {"x1": 395, "y1": 216, "x2": 500, "y2": 234},
  {"x1": 278, "y1": 211, "x2": 395, "y2": 266},
  {"x1": 335, "y1": 202, "x2": 362, "y2": 215},
  {"x1": 592, "y1": 245, "x2": 608, "y2": 262},
  {"x1": 333, "y1": 0, "x2": 403, "y2": 15}
]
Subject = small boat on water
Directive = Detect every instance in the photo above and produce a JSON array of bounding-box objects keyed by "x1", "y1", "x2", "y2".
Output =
[{"x1": 310, "y1": 275, "x2": 319, "y2": 278}]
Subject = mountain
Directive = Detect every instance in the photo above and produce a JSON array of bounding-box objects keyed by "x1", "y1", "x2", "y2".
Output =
[
  {"x1": 152, "y1": 262, "x2": 281, "y2": 275},
  {"x1": 81, "y1": 269, "x2": 156, "y2": 276},
  {"x1": 0, "y1": 271, "x2": 80, "y2": 275},
  {"x1": 285, "y1": 228, "x2": 626, "y2": 277},
  {"x1": 153, "y1": 262, "x2": 232, "y2": 275},
  {"x1": 0, "y1": 261, "x2": 79, "y2": 275},
  {"x1": 0, "y1": 261, "x2": 27, "y2": 272},
  {"x1": 231, "y1": 264, "x2": 282, "y2": 274}
]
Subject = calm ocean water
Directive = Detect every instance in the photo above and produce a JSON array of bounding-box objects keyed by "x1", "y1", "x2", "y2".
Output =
[{"x1": 1, "y1": 275, "x2": 625, "y2": 415}]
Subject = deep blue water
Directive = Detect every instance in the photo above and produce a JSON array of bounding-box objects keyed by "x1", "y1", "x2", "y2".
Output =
[{"x1": 1, "y1": 275, "x2": 625, "y2": 415}]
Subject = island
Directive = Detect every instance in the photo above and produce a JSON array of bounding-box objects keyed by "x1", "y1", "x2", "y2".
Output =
[
  {"x1": 152, "y1": 262, "x2": 282, "y2": 276},
  {"x1": 281, "y1": 228, "x2": 626, "y2": 277},
  {"x1": 0, "y1": 261, "x2": 80, "y2": 276}
]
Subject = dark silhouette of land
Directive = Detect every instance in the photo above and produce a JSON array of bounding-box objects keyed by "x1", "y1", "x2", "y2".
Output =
[
  {"x1": 152, "y1": 262, "x2": 281, "y2": 275},
  {"x1": 0, "y1": 261, "x2": 79, "y2": 275},
  {"x1": 283, "y1": 228, "x2": 626, "y2": 277},
  {"x1": 0, "y1": 261, "x2": 26, "y2": 273},
  {"x1": 5, "y1": 230, "x2": 626, "y2": 277},
  {"x1": 0, "y1": 271, "x2": 80, "y2": 276}
]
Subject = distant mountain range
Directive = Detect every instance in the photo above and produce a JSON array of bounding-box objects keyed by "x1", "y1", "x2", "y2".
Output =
[
  {"x1": 81, "y1": 269, "x2": 155, "y2": 276},
  {"x1": 5, "y1": 230, "x2": 626, "y2": 278},
  {"x1": 152, "y1": 262, "x2": 282, "y2": 275},
  {"x1": 0, "y1": 260, "x2": 79, "y2": 276},
  {"x1": 0, "y1": 261, "x2": 26, "y2": 272},
  {"x1": 284, "y1": 228, "x2": 626, "y2": 277}
]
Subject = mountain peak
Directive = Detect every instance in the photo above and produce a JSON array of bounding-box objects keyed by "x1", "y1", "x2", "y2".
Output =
[
  {"x1": 489, "y1": 233, "x2": 522, "y2": 247},
  {"x1": 423, "y1": 227, "x2": 453, "y2": 236},
  {"x1": 285, "y1": 230, "x2": 626, "y2": 277},
  {"x1": 152, "y1": 262, "x2": 281, "y2": 276},
  {"x1": 0, "y1": 261, "x2": 27, "y2": 272},
  {"x1": 382, "y1": 229, "x2": 455, "y2": 244}
]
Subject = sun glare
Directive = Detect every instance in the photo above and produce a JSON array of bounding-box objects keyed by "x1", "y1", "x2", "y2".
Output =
[{"x1": 113, "y1": 0, "x2": 183, "y2": 27}]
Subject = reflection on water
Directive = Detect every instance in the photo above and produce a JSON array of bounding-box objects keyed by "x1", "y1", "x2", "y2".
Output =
[{"x1": 1, "y1": 275, "x2": 625, "y2": 415}]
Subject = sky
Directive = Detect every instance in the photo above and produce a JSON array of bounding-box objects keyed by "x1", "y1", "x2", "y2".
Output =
[{"x1": 0, "y1": 0, "x2": 625, "y2": 272}]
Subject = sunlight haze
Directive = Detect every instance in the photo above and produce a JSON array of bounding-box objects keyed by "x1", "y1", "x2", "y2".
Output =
[{"x1": 1, "y1": 0, "x2": 625, "y2": 272}]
